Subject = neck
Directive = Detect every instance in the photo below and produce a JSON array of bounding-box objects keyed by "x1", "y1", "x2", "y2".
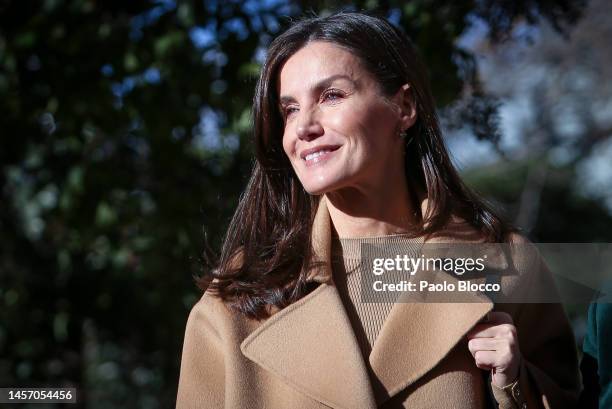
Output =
[{"x1": 324, "y1": 178, "x2": 419, "y2": 239}]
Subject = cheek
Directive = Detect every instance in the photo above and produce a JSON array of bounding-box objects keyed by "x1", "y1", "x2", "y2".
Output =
[
  {"x1": 333, "y1": 105, "x2": 389, "y2": 150},
  {"x1": 333, "y1": 97, "x2": 393, "y2": 136},
  {"x1": 281, "y1": 131, "x2": 293, "y2": 157},
  {"x1": 366, "y1": 102, "x2": 397, "y2": 131},
  {"x1": 360, "y1": 105, "x2": 398, "y2": 145},
  {"x1": 329, "y1": 105, "x2": 362, "y2": 130}
]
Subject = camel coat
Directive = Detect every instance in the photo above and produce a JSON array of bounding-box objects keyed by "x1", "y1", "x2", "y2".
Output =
[{"x1": 177, "y1": 198, "x2": 581, "y2": 408}]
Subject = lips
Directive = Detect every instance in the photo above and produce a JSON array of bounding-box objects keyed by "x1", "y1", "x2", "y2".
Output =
[
  {"x1": 299, "y1": 145, "x2": 341, "y2": 160},
  {"x1": 304, "y1": 149, "x2": 332, "y2": 161},
  {"x1": 299, "y1": 145, "x2": 341, "y2": 167}
]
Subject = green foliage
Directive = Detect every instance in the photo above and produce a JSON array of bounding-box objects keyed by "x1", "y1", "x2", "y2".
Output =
[{"x1": 463, "y1": 158, "x2": 612, "y2": 242}]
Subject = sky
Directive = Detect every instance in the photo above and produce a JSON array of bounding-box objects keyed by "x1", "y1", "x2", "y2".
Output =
[{"x1": 445, "y1": 3, "x2": 612, "y2": 212}]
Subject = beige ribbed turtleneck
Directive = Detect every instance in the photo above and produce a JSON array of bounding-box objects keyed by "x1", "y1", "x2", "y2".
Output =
[{"x1": 331, "y1": 234, "x2": 424, "y2": 358}]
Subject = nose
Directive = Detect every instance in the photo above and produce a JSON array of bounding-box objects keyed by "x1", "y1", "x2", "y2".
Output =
[{"x1": 295, "y1": 107, "x2": 324, "y2": 141}]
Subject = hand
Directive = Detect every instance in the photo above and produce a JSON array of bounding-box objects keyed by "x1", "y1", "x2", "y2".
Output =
[{"x1": 466, "y1": 311, "x2": 521, "y2": 388}]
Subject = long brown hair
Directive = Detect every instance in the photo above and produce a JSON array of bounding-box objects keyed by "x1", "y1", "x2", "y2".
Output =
[{"x1": 199, "y1": 12, "x2": 515, "y2": 320}]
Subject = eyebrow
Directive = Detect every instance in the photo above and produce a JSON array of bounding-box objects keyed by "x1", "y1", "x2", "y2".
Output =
[{"x1": 279, "y1": 74, "x2": 356, "y2": 105}]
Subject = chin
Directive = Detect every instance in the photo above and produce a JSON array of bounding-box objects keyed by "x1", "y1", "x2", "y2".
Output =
[
  {"x1": 294, "y1": 166, "x2": 349, "y2": 195},
  {"x1": 301, "y1": 183, "x2": 329, "y2": 196},
  {"x1": 300, "y1": 178, "x2": 344, "y2": 196}
]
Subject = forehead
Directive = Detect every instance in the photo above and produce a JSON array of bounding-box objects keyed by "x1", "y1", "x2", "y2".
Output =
[{"x1": 278, "y1": 41, "x2": 365, "y2": 95}]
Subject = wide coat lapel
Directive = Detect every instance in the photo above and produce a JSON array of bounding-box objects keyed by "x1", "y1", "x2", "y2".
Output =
[
  {"x1": 369, "y1": 277, "x2": 493, "y2": 404},
  {"x1": 368, "y1": 200, "x2": 495, "y2": 404},
  {"x1": 240, "y1": 198, "x2": 377, "y2": 409},
  {"x1": 241, "y1": 197, "x2": 494, "y2": 407}
]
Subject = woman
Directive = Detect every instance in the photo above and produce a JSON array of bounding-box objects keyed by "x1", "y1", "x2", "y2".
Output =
[{"x1": 177, "y1": 13, "x2": 581, "y2": 408}]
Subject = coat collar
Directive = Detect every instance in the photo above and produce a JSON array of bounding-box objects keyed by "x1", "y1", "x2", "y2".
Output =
[{"x1": 241, "y1": 197, "x2": 494, "y2": 408}]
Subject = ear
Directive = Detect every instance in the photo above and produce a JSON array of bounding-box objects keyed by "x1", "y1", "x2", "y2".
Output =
[{"x1": 394, "y1": 83, "x2": 417, "y2": 131}]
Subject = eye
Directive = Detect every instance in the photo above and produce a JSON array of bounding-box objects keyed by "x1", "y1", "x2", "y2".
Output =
[
  {"x1": 283, "y1": 105, "x2": 299, "y2": 119},
  {"x1": 321, "y1": 89, "x2": 345, "y2": 103}
]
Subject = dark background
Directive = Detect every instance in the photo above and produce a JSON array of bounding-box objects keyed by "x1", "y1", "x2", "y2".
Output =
[{"x1": 1, "y1": 0, "x2": 611, "y2": 407}]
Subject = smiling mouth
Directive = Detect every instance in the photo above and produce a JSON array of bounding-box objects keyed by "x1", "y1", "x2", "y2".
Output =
[
  {"x1": 304, "y1": 150, "x2": 333, "y2": 161},
  {"x1": 300, "y1": 145, "x2": 341, "y2": 167}
]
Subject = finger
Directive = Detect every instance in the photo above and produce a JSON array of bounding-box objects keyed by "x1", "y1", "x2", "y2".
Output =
[
  {"x1": 467, "y1": 324, "x2": 500, "y2": 339},
  {"x1": 479, "y1": 311, "x2": 513, "y2": 325},
  {"x1": 467, "y1": 338, "x2": 503, "y2": 356},
  {"x1": 473, "y1": 350, "x2": 497, "y2": 371},
  {"x1": 467, "y1": 323, "x2": 517, "y2": 340}
]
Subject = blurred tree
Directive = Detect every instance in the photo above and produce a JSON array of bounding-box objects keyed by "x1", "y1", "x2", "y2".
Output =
[
  {"x1": 0, "y1": 0, "x2": 590, "y2": 407},
  {"x1": 457, "y1": 0, "x2": 612, "y2": 346},
  {"x1": 461, "y1": 0, "x2": 612, "y2": 238}
]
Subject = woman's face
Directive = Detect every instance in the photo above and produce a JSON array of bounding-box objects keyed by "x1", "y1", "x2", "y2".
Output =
[{"x1": 279, "y1": 41, "x2": 409, "y2": 195}]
